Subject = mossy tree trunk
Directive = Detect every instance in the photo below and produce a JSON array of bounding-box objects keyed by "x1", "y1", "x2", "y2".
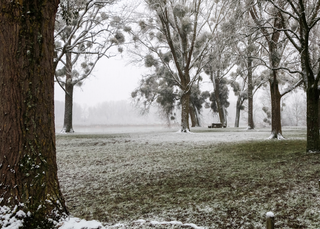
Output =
[{"x1": 0, "y1": 0, "x2": 68, "y2": 226}]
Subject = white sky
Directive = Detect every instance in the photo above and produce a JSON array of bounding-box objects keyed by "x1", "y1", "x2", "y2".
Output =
[{"x1": 54, "y1": 56, "x2": 147, "y2": 106}]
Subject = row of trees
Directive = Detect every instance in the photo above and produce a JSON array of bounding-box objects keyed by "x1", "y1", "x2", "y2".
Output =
[
  {"x1": 1, "y1": 0, "x2": 320, "y2": 227},
  {"x1": 54, "y1": 0, "x2": 320, "y2": 148},
  {"x1": 128, "y1": 0, "x2": 320, "y2": 151}
]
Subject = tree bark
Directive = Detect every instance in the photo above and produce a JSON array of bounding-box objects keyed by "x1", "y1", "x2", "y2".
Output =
[
  {"x1": 62, "y1": 84, "x2": 74, "y2": 133},
  {"x1": 0, "y1": 0, "x2": 68, "y2": 226},
  {"x1": 269, "y1": 71, "x2": 283, "y2": 139},
  {"x1": 189, "y1": 105, "x2": 198, "y2": 127},
  {"x1": 235, "y1": 97, "x2": 243, "y2": 127},
  {"x1": 247, "y1": 57, "x2": 254, "y2": 129},
  {"x1": 214, "y1": 77, "x2": 225, "y2": 126},
  {"x1": 306, "y1": 87, "x2": 319, "y2": 152},
  {"x1": 62, "y1": 50, "x2": 74, "y2": 133},
  {"x1": 180, "y1": 91, "x2": 190, "y2": 132},
  {"x1": 250, "y1": 7, "x2": 283, "y2": 139},
  {"x1": 301, "y1": 40, "x2": 320, "y2": 151}
]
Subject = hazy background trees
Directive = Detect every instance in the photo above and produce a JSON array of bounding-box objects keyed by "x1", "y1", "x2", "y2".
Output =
[{"x1": 54, "y1": 0, "x2": 125, "y2": 133}]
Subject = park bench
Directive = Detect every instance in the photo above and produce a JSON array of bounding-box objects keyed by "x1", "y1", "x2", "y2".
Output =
[{"x1": 208, "y1": 123, "x2": 226, "y2": 128}]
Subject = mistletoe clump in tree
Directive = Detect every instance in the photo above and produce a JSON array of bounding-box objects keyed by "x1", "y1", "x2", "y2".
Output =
[
  {"x1": 202, "y1": 1, "x2": 240, "y2": 127},
  {"x1": 131, "y1": 66, "x2": 177, "y2": 125},
  {"x1": 131, "y1": 63, "x2": 207, "y2": 127},
  {"x1": 205, "y1": 78, "x2": 230, "y2": 127},
  {"x1": 54, "y1": 0, "x2": 125, "y2": 133}
]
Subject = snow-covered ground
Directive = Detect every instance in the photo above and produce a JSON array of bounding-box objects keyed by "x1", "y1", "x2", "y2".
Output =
[
  {"x1": 1, "y1": 126, "x2": 309, "y2": 229},
  {"x1": 54, "y1": 126, "x2": 308, "y2": 228}
]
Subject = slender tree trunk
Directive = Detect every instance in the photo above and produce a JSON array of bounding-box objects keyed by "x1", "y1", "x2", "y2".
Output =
[
  {"x1": 214, "y1": 77, "x2": 225, "y2": 125},
  {"x1": 222, "y1": 106, "x2": 227, "y2": 127},
  {"x1": 269, "y1": 72, "x2": 283, "y2": 139},
  {"x1": 62, "y1": 83, "x2": 74, "y2": 133},
  {"x1": 235, "y1": 97, "x2": 242, "y2": 127},
  {"x1": 180, "y1": 91, "x2": 190, "y2": 132},
  {"x1": 62, "y1": 42, "x2": 74, "y2": 133},
  {"x1": 189, "y1": 105, "x2": 197, "y2": 127},
  {"x1": 247, "y1": 57, "x2": 254, "y2": 129},
  {"x1": 0, "y1": 0, "x2": 68, "y2": 226}
]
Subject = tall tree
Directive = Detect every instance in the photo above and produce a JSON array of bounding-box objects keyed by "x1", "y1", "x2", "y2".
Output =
[
  {"x1": 206, "y1": 78, "x2": 230, "y2": 126},
  {"x1": 55, "y1": 0, "x2": 124, "y2": 133},
  {"x1": 270, "y1": 0, "x2": 320, "y2": 151},
  {"x1": 204, "y1": 39, "x2": 234, "y2": 127},
  {"x1": 202, "y1": 1, "x2": 239, "y2": 127},
  {"x1": 231, "y1": 35, "x2": 266, "y2": 128},
  {"x1": 0, "y1": 0, "x2": 68, "y2": 228},
  {"x1": 128, "y1": 0, "x2": 215, "y2": 132},
  {"x1": 248, "y1": 0, "x2": 302, "y2": 139}
]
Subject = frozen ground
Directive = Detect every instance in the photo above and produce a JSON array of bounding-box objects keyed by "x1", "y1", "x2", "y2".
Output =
[{"x1": 54, "y1": 126, "x2": 316, "y2": 229}]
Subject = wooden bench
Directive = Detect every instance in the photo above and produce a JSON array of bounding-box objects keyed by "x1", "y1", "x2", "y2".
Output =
[{"x1": 208, "y1": 123, "x2": 226, "y2": 128}]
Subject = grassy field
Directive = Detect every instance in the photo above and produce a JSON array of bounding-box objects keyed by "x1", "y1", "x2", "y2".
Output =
[{"x1": 56, "y1": 127, "x2": 320, "y2": 228}]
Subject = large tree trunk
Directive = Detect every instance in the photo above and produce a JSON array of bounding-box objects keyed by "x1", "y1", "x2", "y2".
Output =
[
  {"x1": 180, "y1": 91, "x2": 190, "y2": 132},
  {"x1": 268, "y1": 73, "x2": 283, "y2": 139},
  {"x1": 247, "y1": 57, "x2": 254, "y2": 129},
  {"x1": 306, "y1": 87, "x2": 320, "y2": 152},
  {"x1": 302, "y1": 46, "x2": 320, "y2": 151},
  {"x1": 0, "y1": 0, "x2": 68, "y2": 226}
]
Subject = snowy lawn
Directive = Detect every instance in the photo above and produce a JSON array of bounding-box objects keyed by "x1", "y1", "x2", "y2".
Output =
[{"x1": 56, "y1": 127, "x2": 320, "y2": 228}]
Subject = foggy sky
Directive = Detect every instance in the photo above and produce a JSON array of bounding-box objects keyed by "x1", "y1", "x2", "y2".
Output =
[{"x1": 54, "y1": 56, "x2": 147, "y2": 106}]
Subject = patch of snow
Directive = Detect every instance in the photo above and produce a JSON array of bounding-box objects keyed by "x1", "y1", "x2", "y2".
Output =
[
  {"x1": 149, "y1": 220, "x2": 203, "y2": 228},
  {"x1": 58, "y1": 217, "x2": 105, "y2": 229},
  {"x1": 0, "y1": 206, "x2": 24, "y2": 229},
  {"x1": 267, "y1": 133, "x2": 285, "y2": 140},
  {"x1": 266, "y1": 211, "x2": 274, "y2": 218},
  {"x1": 184, "y1": 223, "x2": 205, "y2": 229},
  {"x1": 308, "y1": 150, "x2": 320, "y2": 154},
  {"x1": 15, "y1": 210, "x2": 26, "y2": 218},
  {"x1": 107, "y1": 223, "x2": 125, "y2": 228},
  {"x1": 133, "y1": 219, "x2": 146, "y2": 224}
]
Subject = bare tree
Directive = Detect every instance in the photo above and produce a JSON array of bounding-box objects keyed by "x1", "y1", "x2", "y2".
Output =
[
  {"x1": 54, "y1": 0, "x2": 124, "y2": 133},
  {"x1": 269, "y1": 0, "x2": 320, "y2": 151},
  {"x1": 247, "y1": 0, "x2": 303, "y2": 139},
  {"x1": 0, "y1": 1, "x2": 68, "y2": 227}
]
